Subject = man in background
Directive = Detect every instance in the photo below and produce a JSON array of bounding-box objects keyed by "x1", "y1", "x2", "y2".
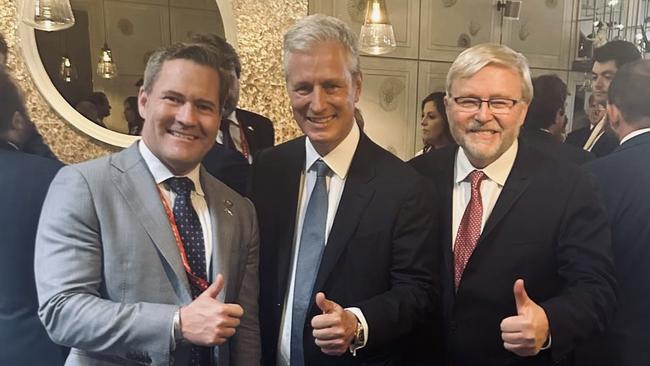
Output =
[
  {"x1": 576, "y1": 59, "x2": 650, "y2": 366},
  {"x1": 35, "y1": 42, "x2": 260, "y2": 366},
  {"x1": 192, "y1": 33, "x2": 274, "y2": 163},
  {"x1": 410, "y1": 43, "x2": 616, "y2": 366},
  {"x1": 0, "y1": 68, "x2": 66, "y2": 365},
  {"x1": 521, "y1": 74, "x2": 593, "y2": 165},
  {"x1": 566, "y1": 40, "x2": 640, "y2": 157}
]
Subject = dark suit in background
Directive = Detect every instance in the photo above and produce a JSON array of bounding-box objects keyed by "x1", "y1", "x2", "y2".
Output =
[
  {"x1": 252, "y1": 134, "x2": 439, "y2": 366},
  {"x1": 576, "y1": 131, "x2": 650, "y2": 366},
  {"x1": 202, "y1": 143, "x2": 250, "y2": 196},
  {"x1": 236, "y1": 108, "x2": 274, "y2": 157},
  {"x1": 0, "y1": 141, "x2": 66, "y2": 365},
  {"x1": 410, "y1": 142, "x2": 616, "y2": 366},
  {"x1": 520, "y1": 129, "x2": 594, "y2": 165},
  {"x1": 565, "y1": 124, "x2": 618, "y2": 157}
]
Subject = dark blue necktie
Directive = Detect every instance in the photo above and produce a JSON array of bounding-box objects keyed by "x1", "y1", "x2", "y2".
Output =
[
  {"x1": 166, "y1": 177, "x2": 211, "y2": 366},
  {"x1": 290, "y1": 159, "x2": 331, "y2": 366}
]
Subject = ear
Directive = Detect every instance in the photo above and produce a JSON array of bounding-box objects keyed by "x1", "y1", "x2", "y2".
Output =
[
  {"x1": 353, "y1": 71, "x2": 363, "y2": 103},
  {"x1": 10, "y1": 111, "x2": 21, "y2": 130},
  {"x1": 137, "y1": 87, "x2": 148, "y2": 119},
  {"x1": 607, "y1": 103, "x2": 621, "y2": 129}
]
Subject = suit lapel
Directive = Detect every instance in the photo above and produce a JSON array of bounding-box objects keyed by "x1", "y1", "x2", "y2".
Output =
[
  {"x1": 110, "y1": 144, "x2": 192, "y2": 300},
  {"x1": 478, "y1": 144, "x2": 531, "y2": 243},
  {"x1": 237, "y1": 109, "x2": 257, "y2": 155},
  {"x1": 202, "y1": 168, "x2": 233, "y2": 303},
  {"x1": 275, "y1": 141, "x2": 305, "y2": 303},
  {"x1": 436, "y1": 148, "x2": 457, "y2": 302},
  {"x1": 312, "y1": 135, "x2": 375, "y2": 293}
]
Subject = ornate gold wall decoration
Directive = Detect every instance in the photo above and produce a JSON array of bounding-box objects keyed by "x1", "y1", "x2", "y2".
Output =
[{"x1": 1, "y1": 0, "x2": 307, "y2": 163}]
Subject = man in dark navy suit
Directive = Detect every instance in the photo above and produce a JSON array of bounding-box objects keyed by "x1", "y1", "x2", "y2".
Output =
[
  {"x1": 576, "y1": 60, "x2": 650, "y2": 366},
  {"x1": 0, "y1": 69, "x2": 66, "y2": 365},
  {"x1": 411, "y1": 43, "x2": 615, "y2": 366}
]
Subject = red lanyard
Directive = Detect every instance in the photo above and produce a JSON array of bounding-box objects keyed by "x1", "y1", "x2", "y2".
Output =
[
  {"x1": 157, "y1": 187, "x2": 210, "y2": 293},
  {"x1": 236, "y1": 123, "x2": 251, "y2": 160}
]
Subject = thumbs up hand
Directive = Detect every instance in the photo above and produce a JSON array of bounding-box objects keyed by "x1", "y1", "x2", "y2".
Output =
[
  {"x1": 500, "y1": 279, "x2": 550, "y2": 357},
  {"x1": 310, "y1": 292, "x2": 357, "y2": 356},
  {"x1": 180, "y1": 274, "x2": 244, "y2": 346}
]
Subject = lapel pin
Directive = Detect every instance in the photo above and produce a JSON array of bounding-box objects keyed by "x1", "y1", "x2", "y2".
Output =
[
  {"x1": 247, "y1": 125, "x2": 254, "y2": 131},
  {"x1": 223, "y1": 199, "x2": 234, "y2": 216}
]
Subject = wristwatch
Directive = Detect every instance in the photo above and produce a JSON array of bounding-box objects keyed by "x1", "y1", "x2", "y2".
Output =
[{"x1": 350, "y1": 319, "x2": 365, "y2": 356}]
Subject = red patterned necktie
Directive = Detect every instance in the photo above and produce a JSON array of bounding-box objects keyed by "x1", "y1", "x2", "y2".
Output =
[{"x1": 453, "y1": 170, "x2": 487, "y2": 290}]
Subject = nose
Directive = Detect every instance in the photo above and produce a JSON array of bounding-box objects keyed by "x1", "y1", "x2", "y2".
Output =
[
  {"x1": 176, "y1": 102, "x2": 198, "y2": 125},
  {"x1": 594, "y1": 76, "x2": 605, "y2": 90},
  {"x1": 310, "y1": 86, "x2": 327, "y2": 114},
  {"x1": 421, "y1": 116, "x2": 427, "y2": 126},
  {"x1": 475, "y1": 101, "x2": 493, "y2": 123}
]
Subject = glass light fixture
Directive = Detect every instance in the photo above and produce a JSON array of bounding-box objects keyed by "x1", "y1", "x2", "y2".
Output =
[
  {"x1": 22, "y1": 0, "x2": 75, "y2": 32},
  {"x1": 359, "y1": 0, "x2": 396, "y2": 55},
  {"x1": 97, "y1": 42, "x2": 118, "y2": 79},
  {"x1": 59, "y1": 55, "x2": 76, "y2": 82}
]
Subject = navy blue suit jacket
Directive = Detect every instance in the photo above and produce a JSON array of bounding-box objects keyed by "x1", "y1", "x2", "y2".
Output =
[
  {"x1": 577, "y1": 131, "x2": 650, "y2": 366},
  {"x1": 0, "y1": 142, "x2": 66, "y2": 365}
]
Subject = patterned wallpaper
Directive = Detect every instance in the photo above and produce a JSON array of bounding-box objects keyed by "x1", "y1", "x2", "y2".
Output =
[{"x1": 0, "y1": 0, "x2": 307, "y2": 163}]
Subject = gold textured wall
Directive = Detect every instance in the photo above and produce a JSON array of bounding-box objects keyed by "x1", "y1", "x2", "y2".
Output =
[{"x1": 0, "y1": 0, "x2": 307, "y2": 163}]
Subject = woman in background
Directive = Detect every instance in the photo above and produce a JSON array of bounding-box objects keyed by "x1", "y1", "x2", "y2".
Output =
[{"x1": 416, "y1": 91, "x2": 454, "y2": 156}]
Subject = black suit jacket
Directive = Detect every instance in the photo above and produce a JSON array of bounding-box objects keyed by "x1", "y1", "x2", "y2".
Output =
[
  {"x1": 409, "y1": 141, "x2": 616, "y2": 366},
  {"x1": 520, "y1": 129, "x2": 594, "y2": 165},
  {"x1": 576, "y1": 131, "x2": 650, "y2": 366},
  {"x1": 236, "y1": 108, "x2": 274, "y2": 157},
  {"x1": 251, "y1": 134, "x2": 439, "y2": 366},
  {"x1": 0, "y1": 142, "x2": 66, "y2": 365},
  {"x1": 202, "y1": 143, "x2": 250, "y2": 196},
  {"x1": 565, "y1": 125, "x2": 618, "y2": 157}
]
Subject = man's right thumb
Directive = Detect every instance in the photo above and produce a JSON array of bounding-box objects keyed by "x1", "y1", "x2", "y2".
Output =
[{"x1": 201, "y1": 273, "x2": 224, "y2": 299}]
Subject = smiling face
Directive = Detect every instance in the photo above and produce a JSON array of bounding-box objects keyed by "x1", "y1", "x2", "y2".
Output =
[
  {"x1": 286, "y1": 40, "x2": 362, "y2": 156},
  {"x1": 446, "y1": 64, "x2": 529, "y2": 168},
  {"x1": 139, "y1": 59, "x2": 221, "y2": 175}
]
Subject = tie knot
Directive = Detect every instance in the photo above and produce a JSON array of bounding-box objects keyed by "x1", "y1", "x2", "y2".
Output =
[
  {"x1": 166, "y1": 177, "x2": 195, "y2": 196},
  {"x1": 311, "y1": 159, "x2": 331, "y2": 178},
  {"x1": 467, "y1": 170, "x2": 486, "y2": 190}
]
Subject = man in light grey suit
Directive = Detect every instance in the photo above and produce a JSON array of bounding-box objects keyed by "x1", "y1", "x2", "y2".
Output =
[{"x1": 35, "y1": 42, "x2": 260, "y2": 366}]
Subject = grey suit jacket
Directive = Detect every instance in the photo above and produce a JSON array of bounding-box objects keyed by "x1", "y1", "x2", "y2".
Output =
[{"x1": 35, "y1": 144, "x2": 260, "y2": 366}]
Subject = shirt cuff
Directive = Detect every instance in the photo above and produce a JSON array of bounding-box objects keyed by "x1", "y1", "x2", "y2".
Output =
[
  {"x1": 540, "y1": 333, "x2": 552, "y2": 350},
  {"x1": 345, "y1": 307, "x2": 368, "y2": 354}
]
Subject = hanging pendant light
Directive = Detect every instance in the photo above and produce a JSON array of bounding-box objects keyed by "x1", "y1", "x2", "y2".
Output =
[
  {"x1": 97, "y1": 42, "x2": 118, "y2": 79},
  {"x1": 359, "y1": 0, "x2": 396, "y2": 55},
  {"x1": 59, "y1": 55, "x2": 77, "y2": 82},
  {"x1": 22, "y1": 0, "x2": 75, "y2": 32},
  {"x1": 96, "y1": 0, "x2": 117, "y2": 79}
]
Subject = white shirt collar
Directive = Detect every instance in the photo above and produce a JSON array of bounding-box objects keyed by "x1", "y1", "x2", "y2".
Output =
[
  {"x1": 455, "y1": 140, "x2": 518, "y2": 187},
  {"x1": 138, "y1": 140, "x2": 205, "y2": 196},
  {"x1": 225, "y1": 110, "x2": 240, "y2": 126},
  {"x1": 304, "y1": 121, "x2": 360, "y2": 179},
  {"x1": 620, "y1": 127, "x2": 650, "y2": 145}
]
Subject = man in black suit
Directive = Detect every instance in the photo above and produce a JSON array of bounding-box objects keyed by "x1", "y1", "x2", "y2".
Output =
[
  {"x1": 566, "y1": 40, "x2": 640, "y2": 157},
  {"x1": 251, "y1": 14, "x2": 438, "y2": 366},
  {"x1": 521, "y1": 74, "x2": 593, "y2": 165},
  {"x1": 410, "y1": 43, "x2": 616, "y2": 366},
  {"x1": 192, "y1": 34, "x2": 274, "y2": 163},
  {"x1": 0, "y1": 69, "x2": 66, "y2": 365},
  {"x1": 576, "y1": 60, "x2": 650, "y2": 366}
]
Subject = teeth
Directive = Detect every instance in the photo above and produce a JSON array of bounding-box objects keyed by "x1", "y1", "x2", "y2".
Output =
[
  {"x1": 170, "y1": 131, "x2": 196, "y2": 140},
  {"x1": 308, "y1": 116, "x2": 335, "y2": 123}
]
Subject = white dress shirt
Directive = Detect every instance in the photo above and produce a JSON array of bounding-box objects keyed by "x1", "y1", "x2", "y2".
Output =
[
  {"x1": 452, "y1": 141, "x2": 518, "y2": 249},
  {"x1": 217, "y1": 110, "x2": 253, "y2": 164},
  {"x1": 277, "y1": 122, "x2": 368, "y2": 366},
  {"x1": 139, "y1": 141, "x2": 213, "y2": 270},
  {"x1": 620, "y1": 127, "x2": 650, "y2": 145}
]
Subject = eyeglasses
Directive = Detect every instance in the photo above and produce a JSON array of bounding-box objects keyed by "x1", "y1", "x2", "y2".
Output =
[{"x1": 452, "y1": 97, "x2": 521, "y2": 114}]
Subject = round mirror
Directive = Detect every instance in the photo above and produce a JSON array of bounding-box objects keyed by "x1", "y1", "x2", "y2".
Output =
[{"x1": 19, "y1": 0, "x2": 237, "y2": 148}]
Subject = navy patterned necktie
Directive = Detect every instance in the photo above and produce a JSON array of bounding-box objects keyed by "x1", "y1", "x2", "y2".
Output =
[
  {"x1": 290, "y1": 159, "x2": 331, "y2": 366},
  {"x1": 165, "y1": 177, "x2": 211, "y2": 366}
]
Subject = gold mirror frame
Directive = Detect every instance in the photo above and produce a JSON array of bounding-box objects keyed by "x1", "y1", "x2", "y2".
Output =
[{"x1": 18, "y1": 0, "x2": 238, "y2": 148}]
